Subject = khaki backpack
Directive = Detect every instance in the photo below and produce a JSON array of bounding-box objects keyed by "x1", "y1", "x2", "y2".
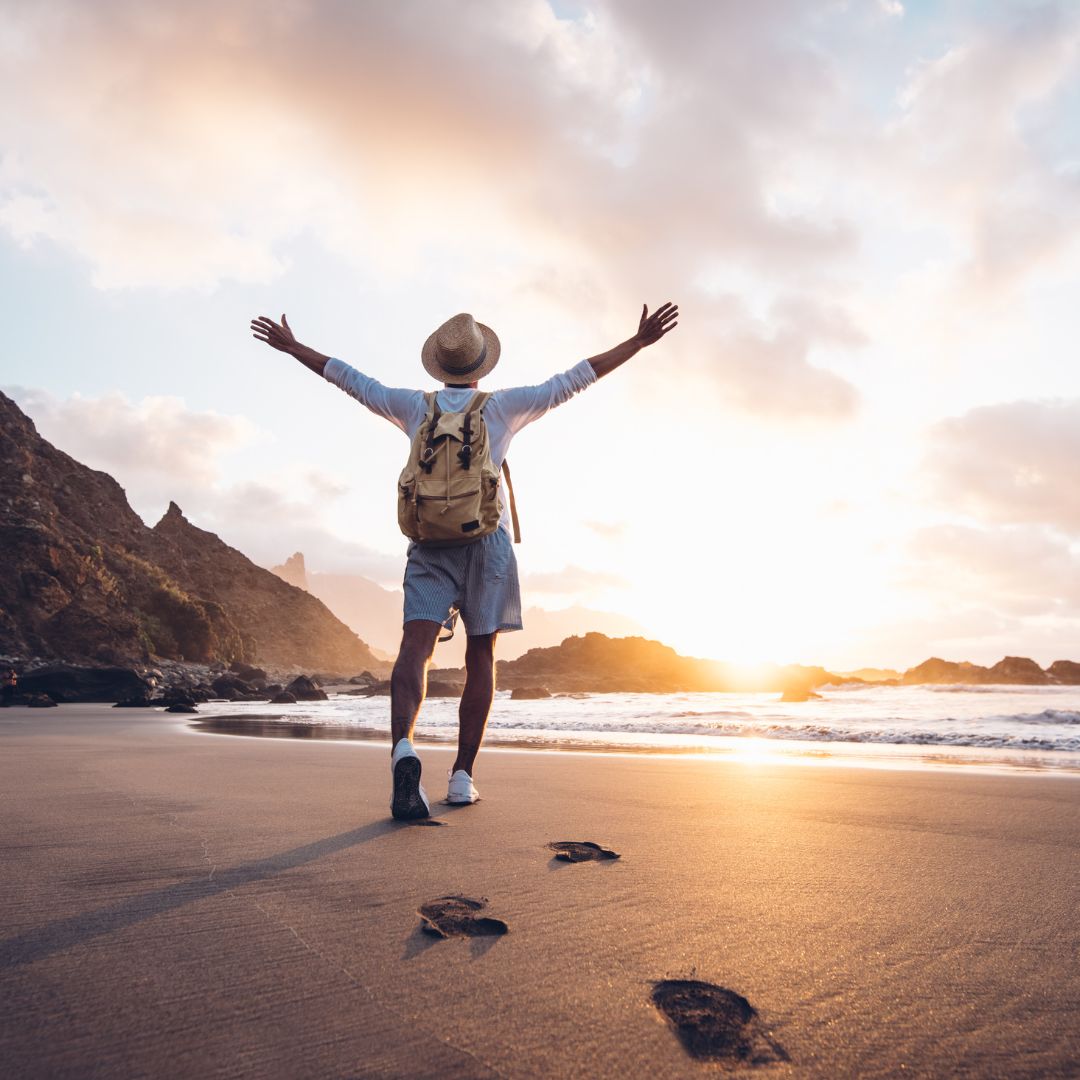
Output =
[{"x1": 397, "y1": 391, "x2": 520, "y2": 545}]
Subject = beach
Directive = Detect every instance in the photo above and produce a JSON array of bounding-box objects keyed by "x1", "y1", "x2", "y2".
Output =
[{"x1": 1, "y1": 705, "x2": 1078, "y2": 1078}]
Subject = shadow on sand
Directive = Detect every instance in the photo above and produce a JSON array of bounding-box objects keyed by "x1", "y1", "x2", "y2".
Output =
[{"x1": 0, "y1": 819, "x2": 399, "y2": 969}]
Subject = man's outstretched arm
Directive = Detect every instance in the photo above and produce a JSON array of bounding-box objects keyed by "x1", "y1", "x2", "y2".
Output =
[
  {"x1": 250, "y1": 312, "x2": 427, "y2": 433},
  {"x1": 586, "y1": 301, "x2": 679, "y2": 379},
  {"x1": 250, "y1": 314, "x2": 329, "y2": 375}
]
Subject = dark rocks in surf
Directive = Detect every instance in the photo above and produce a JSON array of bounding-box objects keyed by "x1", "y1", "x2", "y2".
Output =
[
  {"x1": 511, "y1": 686, "x2": 552, "y2": 700},
  {"x1": 780, "y1": 686, "x2": 821, "y2": 702},
  {"x1": 284, "y1": 675, "x2": 327, "y2": 701}
]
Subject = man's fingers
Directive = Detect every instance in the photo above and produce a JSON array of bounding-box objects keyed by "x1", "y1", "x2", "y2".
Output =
[{"x1": 282, "y1": 313, "x2": 290, "y2": 330}]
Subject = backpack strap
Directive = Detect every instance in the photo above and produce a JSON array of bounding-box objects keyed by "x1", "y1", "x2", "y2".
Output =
[
  {"x1": 501, "y1": 458, "x2": 522, "y2": 544},
  {"x1": 457, "y1": 392, "x2": 492, "y2": 470},
  {"x1": 420, "y1": 391, "x2": 440, "y2": 474}
]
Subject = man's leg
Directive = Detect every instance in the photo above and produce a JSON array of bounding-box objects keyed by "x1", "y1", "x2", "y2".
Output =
[
  {"x1": 453, "y1": 632, "x2": 497, "y2": 776},
  {"x1": 390, "y1": 620, "x2": 442, "y2": 748}
]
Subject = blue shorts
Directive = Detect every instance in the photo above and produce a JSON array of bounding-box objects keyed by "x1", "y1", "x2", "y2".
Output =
[{"x1": 403, "y1": 528, "x2": 523, "y2": 637}]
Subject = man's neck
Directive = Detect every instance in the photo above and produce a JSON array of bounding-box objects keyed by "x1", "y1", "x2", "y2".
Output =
[{"x1": 444, "y1": 382, "x2": 479, "y2": 389}]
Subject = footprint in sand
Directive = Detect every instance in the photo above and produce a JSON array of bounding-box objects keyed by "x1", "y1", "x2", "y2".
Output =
[
  {"x1": 418, "y1": 896, "x2": 508, "y2": 938},
  {"x1": 548, "y1": 840, "x2": 620, "y2": 862},
  {"x1": 651, "y1": 979, "x2": 788, "y2": 1065}
]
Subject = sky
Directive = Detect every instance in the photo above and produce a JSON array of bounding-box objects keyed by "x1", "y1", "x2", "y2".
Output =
[{"x1": 2, "y1": 0, "x2": 1080, "y2": 670}]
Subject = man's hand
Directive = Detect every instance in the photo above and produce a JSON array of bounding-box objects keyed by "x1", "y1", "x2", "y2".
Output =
[
  {"x1": 250, "y1": 313, "x2": 330, "y2": 376},
  {"x1": 251, "y1": 313, "x2": 297, "y2": 353},
  {"x1": 633, "y1": 301, "x2": 679, "y2": 348},
  {"x1": 587, "y1": 299, "x2": 680, "y2": 379}
]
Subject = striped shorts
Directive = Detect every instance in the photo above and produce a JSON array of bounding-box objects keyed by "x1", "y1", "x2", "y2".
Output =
[{"x1": 403, "y1": 527, "x2": 523, "y2": 637}]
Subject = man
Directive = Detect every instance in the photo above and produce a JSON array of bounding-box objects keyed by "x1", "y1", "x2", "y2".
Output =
[{"x1": 251, "y1": 302, "x2": 678, "y2": 819}]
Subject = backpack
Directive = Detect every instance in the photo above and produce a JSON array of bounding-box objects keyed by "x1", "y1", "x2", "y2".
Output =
[{"x1": 397, "y1": 391, "x2": 521, "y2": 545}]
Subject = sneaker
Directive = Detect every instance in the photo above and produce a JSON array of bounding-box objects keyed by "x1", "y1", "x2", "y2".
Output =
[
  {"x1": 446, "y1": 769, "x2": 480, "y2": 805},
  {"x1": 390, "y1": 738, "x2": 430, "y2": 820}
]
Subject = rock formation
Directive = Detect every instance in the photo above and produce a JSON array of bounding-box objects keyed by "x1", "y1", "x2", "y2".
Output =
[
  {"x1": 0, "y1": 391, "x2": 379, "y2": 672},
  {"x1": 270, "y1": 552, "x2": 309, "y2": 590},
  {"x1": 485, "y1": 634, "x2": 839, "y2": 694}
]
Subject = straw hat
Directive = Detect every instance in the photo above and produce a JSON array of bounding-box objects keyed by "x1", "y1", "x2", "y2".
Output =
[{"x1": 421, "y1": 313, "x2": 501, "y2": 383}]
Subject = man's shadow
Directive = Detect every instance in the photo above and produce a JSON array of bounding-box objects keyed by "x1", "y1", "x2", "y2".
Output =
[{"x1": 0, "y1": 819, "x2": 399, "y2": 969}]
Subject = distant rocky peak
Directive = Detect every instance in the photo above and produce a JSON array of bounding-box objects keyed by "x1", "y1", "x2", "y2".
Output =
[{"x1": 271, "y1": 551, "x2": 309, "y2": 591}]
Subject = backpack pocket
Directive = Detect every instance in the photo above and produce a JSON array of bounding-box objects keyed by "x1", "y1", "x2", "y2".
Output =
[
  {"x1": 415, "y1": 484, "x2": 484, "y2": 542},
  {"x1": 397, "y1": 471, "x2": 420, "y2": 540}
]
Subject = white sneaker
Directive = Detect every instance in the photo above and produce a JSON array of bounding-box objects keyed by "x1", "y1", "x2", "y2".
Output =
[
  {"x1": 390, "y1": 738, "x2": 430, "y2": 820},
  {"x1": 446, "y1": 769, "x2": 480, "y2": 805}
]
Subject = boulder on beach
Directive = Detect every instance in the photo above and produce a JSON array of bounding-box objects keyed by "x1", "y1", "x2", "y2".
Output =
[
  {"x1": 156, "y1": 690, "x2": 197, "y2": 708},
  {"x1": 166, "y1": 703, "x2": 198, "y2": 713},
  {"x1": 270, "y1": 691, "x2": 298, "y2": 704},
  {"x1": 228, "y1": 661, "x2": 268, "y2": 683},
  {"x1": 19, "y1": 664, "x2": 150, "y2": 704},
  {"x1": 210, "y1": 673, "x2": 255, "y2": 697},
  {"x1": 113, "y1": 694, "x2": 154, "y2": 708},
  {"x1": 23, "y1": 693, "x2": 57, "y2": 708},
  {"x1": 510, "y1": 686, "x2": 552, "y2": 700},
  {"x1": 284, "y1": 675, "x2": 327, "y2": 701}
]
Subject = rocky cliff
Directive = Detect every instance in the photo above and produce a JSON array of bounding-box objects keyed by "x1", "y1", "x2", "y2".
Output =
[{"x1": 0, "y1": 391, "x2": 379, "y2": 671}]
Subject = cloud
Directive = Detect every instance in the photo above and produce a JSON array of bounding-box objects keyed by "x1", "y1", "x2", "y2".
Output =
[
  {"x1": 887, "y1": 4, "x2": 1080, "y2": 294},
  {"x1": 669, "y1": 292, "x2": 863, "y2": 420},
  {"x1": 584, "y1": 519, "x2": 627, "y2": 540},
  {"x1": 5, "y1": 385, "x2": 257, "y2": 486},
  {"x1": 907, "y1": 524, "x2": 1080, "y2": 616},
  {"x1": 523, "y1": 563, "x2": 629, "y2": 594},
  {"x1": 925, "y1": 399, "x2": 1080, "y2": 533},
  {"x1": 0, "y1": 1, "x2": 859, "y2": 316}
]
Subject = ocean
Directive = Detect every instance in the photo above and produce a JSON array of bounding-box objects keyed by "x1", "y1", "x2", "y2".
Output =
[{"x1": 193, "y1": 683, "x2": 1080, "y2": 774}]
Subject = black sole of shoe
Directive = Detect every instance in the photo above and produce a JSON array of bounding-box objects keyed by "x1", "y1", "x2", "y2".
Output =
[{"x1": 392, "y1": 754, "x2": 429, "y2": 820}]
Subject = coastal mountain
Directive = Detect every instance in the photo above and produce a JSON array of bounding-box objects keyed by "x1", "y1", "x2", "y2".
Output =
[{"x1": 0, "y1": 391, "x2": 379, "y2": 671}]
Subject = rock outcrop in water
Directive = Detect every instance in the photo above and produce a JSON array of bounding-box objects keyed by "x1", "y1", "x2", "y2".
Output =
[
  {"x1": 459, "y1": 633, "x2": 841, "y2": 694},
  {"x1": 900, "y1": 656, "x2": 1062, "y2": 685},
  {"x1": 0, "y1": 391, "x2": 380, "y2": 672},
  {"x1": 1048, "y1": 660, "x2": 1080, "y2": 684}
]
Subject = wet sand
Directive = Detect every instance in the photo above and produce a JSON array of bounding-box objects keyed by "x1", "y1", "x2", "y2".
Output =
[{"x1": 1, "y1": 704, "x2": 1078, "y2": 1078}]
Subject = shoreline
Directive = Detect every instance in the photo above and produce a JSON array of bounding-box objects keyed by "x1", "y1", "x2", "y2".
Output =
[{"x1": 185, "y1": 706, "x2": 1080, "y2": 778}]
